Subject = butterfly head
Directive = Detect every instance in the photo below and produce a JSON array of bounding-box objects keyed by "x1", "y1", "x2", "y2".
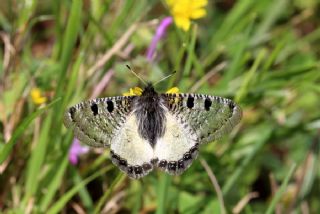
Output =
[{"x1": 141, "y1": 83, "x2": 158, "y2": 97}]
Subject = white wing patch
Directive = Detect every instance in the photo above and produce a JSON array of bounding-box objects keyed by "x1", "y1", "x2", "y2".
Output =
[
  {"x1": 154, "y1": 112, "x2": 199, "y2": 175},
  {"x1": 110, "y1": 114, "x2": 154, "y2": 179},
  {"x1": 110, "y1": 112, "x2": 199, "y2": 177}
]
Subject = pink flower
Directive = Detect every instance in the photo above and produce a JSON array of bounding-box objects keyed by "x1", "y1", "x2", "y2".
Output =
[
  {"x1": 146, "y1": 16, "x2": 173, "y2": 61},
  {"x1": 69, "y1": 138, "x2": 89, "y2": 165}
]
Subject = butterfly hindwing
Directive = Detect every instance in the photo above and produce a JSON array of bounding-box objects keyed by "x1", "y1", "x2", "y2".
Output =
[
  {"x1": 162, "y1": 93, "x2": 242, "y2": 144},
  {"x1": 63, "y1": 96, "x2": 134, "y2": 147},
  {"x1": 154, "y1": 112, "x2": 199, "y2": 175},
  {"x1": 110, "y1": 113, "x2": 155, "y2": 179}
]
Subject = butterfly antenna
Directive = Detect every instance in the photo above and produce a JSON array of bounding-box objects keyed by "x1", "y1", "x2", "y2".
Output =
[
  {"x1": 153, "y1": 70, "x2": 177, "y2": 86},
  {"x1": 126, "y1": 65, "x2": 147, "y2": 86}
]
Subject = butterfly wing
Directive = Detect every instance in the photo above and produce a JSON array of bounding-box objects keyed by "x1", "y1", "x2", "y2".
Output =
[
  {"x1": 64, "y1": 96, "x2": 154, "y2": 178},
  {"x1": 110, "y1": 113, "x2": 155, "y2": 178},
  {"x1": 163, "y1": 93, "x2": 242, "y2": 143},
  {"x1": 154, "y1": 93, "x2": 242, "y2": 175},
  {"x1": 154, "y1": 111, "x2": 199, "y2": 175},
  {"x1": 64, "y1": 96, "x2": 134, "y2": 147}
]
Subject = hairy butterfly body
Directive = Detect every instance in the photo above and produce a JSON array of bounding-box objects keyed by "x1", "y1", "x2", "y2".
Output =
[{"x1": 64, "y1": 84, "x2": 241, "y2": 179}]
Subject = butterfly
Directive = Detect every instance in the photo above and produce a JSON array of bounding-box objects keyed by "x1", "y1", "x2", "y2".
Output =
[{"x1": 63, "y1": 84, "x2": 242, "y2": 179}]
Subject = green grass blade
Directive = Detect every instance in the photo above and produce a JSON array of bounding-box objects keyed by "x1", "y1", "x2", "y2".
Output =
[
  {"x1": 47, "y1": 166, "x2": 112, "y2": 214},
  {"x1": 207, "y1": 0, "x2": 254, "y2": 46},
  {"x1": 266, "y1": 163, "x2": 297, "y2": 214},
  {"x1": 184, "y1": 25, "x2": 197, "y2": 76},
  {"x1": 155, "y1": 174, "x2": 172, "y2": 214},
  {"x1": 252, "y1": 0, "x2": 289, "y2": 45},
  {"x1": 16, "y1": 0, "x2": 38, "y2": 29},
  {"x1": 235, "y1": 49, "x2": 266, "y2": 102},
  {"x1": 39, "y1": 133, "x2": 73, "y2": 211},
  {"x1": 222, "y1": 124, "x2": 272, "y2": 195},
  {"x1": 93, "y1": 173, "x2": 126, "y2": 214},
  {"x1": 72, "y1": 168, "x2": 94, "y2": 212},
  {"x1": 218, "y1": 17, "x2": 255, "y2": 89},
  {"x1": 0, "y1": 98, "x2": 61, "y2": 164},
  {"x1": 23, "y1": 111, "x2": 54, "y2": 204},
  {"x1": 52, "y1": 0, "x2": 83, "y2": 135},
  {"x1": 55, "y1": 0, "x2": 82, "y2": 98}
]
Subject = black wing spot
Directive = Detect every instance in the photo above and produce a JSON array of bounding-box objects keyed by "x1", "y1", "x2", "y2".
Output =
[
  {"x1": 186, "y1": 96, "x2": 194, "y2": 109},
  {"x1": 183, "y1": 152, "x2": 192, "y2": 161},
  {"x1": 107, "y1": 100, "x2": 114, "y2": 112},
  {"x1": 228, "y1": 101, "x2": 235, "y2": 110},
  {"x1": 142, "y1": 163, "x2": 152, "y2": 171},
  {"x1": 111, "y1": 152, "x2": 120, "y2": 160},
  {"x1": 128, "y1": 166, "x2": 133, "y2": 174},
  {"x1": 159, "y1": 160, "x2": 167, "y2": 168},
  {"x1": 190, "y1": 144, "x2": 199, "y2": 155},
  {"x1": 168, "y1": 161, "x2": 177, "y2": 171},
  {"x1": 178, "y1": 160, "x2": 184, "y2": 169},
  {"x1": 119, "y1": 159, "x2": 128, "y2": 167},
  {"x1": 69, "y1": 107, "x2": 76, "y2": 120},
  {"x1": 91, "y1": 103, "x2": 98, "y2": 116},
  {"x1": 204, "y1": 98, "x2": 212, "y2": 111},
  {"x1": 134, "y1": 166, "x2": 143, "y2": 174}
]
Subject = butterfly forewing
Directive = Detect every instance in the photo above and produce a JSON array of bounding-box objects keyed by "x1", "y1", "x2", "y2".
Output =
[
  {"x1": 63, "y1": 96, "x2": 134, "y2": 147},
  {"x1": 162, "y1": 93, "x2": 242, "y2": 144}
]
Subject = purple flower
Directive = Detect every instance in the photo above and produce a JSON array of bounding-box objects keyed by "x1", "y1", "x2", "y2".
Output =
[
  {"x1": 146, "y1": 16, "x2": 173, "y2": 61},
  {"x1": 69, "y1": 138, "x2": 89, "y2": 165}
]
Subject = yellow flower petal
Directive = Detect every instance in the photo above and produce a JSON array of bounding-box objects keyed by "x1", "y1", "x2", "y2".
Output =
[
  {"x1": 165, "y1": 0, "x2": 175, "y2": 7},
  {"x1": 30, "y1": 88, "x2": 47, "y2": 105},
  {"x1": 191, "y1": 0, "x2": 208, "y2": 9},
  {"x1": 132, "y1": 87, "x2": 143, "y2": 96},
  {"x1": 122, "y1": 92, "x2": 131, "y2": 96},
  {"x1": 172, "y1": 1, "x2": 188, "y2": 11},
  {"x1": 174, "y1": 16, "x2": 191, "y2": 31},
  {"x1": 122, "y1": 87, "x2": 143, "y2": 96},
  {"x1": 191, "y1": 9, "x2": 206, "y2": 19},
  {"x1": 166, "y1": 0, "x2": 207, "y2": 31},
  {"x1": 166, "y1": 87, "x2": 180, "y2": 94}
]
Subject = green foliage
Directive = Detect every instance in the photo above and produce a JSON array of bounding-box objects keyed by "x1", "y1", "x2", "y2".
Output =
[{"x1": 1, "y1": 0, "x2": 319, "y2": 213}]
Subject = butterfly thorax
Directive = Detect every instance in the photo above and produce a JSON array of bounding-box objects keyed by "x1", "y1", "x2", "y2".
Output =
[{"x1": 133, "y1": 84, "x2": 166, "y2": 147}]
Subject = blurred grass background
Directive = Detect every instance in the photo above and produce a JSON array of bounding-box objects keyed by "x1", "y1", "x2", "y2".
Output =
[{"x1": 0, "y1": 0, "x2": 320, "y2": 213}]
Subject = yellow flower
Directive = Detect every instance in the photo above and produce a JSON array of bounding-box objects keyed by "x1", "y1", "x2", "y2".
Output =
[
  {"x1": 166, "y1": 87, "x2": 180, "y2": 94},
  {"x1": 30, "y1": 88, "x2": 47, "y2": 105},
  {"x1": 123, "y1": 87, "x2": 143, "y2": 96},
  {"x1": 166, "y1": 0, "x2": 207, "y2": 31}
]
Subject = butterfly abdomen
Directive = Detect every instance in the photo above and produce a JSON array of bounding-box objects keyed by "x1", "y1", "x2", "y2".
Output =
[{"x1": 134, "y1": 85, "x2": 166, "y2": 147}]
